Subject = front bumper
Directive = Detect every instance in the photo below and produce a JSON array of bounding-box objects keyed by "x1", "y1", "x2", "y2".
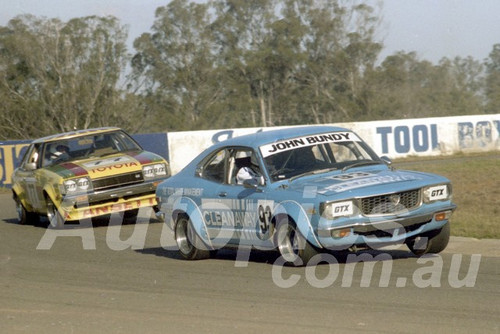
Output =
[
  {"x1": 58, "y1": 181, "x2": 162, "y2": 221},
  {"x1": 316, "y1": 203, "x2": 457, "y2": 250}
]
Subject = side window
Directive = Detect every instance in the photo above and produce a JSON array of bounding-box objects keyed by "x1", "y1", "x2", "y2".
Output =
[
  {"x1": 230, "y1": 149, "x2": 261, "y2": 185},
  {"x1": 201, "y1": 149, "x2": 227, "y2": 183},
  {"x1": 20, "y1": 144, "x2": 42, "y2": 169}
]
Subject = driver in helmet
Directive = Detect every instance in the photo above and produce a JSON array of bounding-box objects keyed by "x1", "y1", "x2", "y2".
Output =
[
  {"x1": 235, "y1": 151, "x2": 262, "y2": 185},
  {"x1": 44, "y1": 143, "x2": 70, "y2": 166}
]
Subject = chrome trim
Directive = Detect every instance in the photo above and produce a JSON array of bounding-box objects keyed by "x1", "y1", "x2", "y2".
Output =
[
  {"x1": 356, "y1": 188, "x2": 422, "y2": 217},
  {"x1": 318, "y1": 204, "x2": 456, "y2": 237},
  {"x1": 64, "y1": 180, "x2": 160, "y2": 205}
]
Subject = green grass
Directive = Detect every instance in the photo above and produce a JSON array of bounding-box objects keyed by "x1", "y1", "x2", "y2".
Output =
[{"x1": 394, "y1": 152, "x2": 500, "y2": 239}]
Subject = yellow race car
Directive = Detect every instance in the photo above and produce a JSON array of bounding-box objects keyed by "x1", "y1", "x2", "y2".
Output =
[{"x1": 12, "y1": 127, "x2": 170, "y2": 227}]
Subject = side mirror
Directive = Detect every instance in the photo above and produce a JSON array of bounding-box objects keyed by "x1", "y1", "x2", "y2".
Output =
[
  {"x1": 195, "y1": 166, "x2": 203, "y2": 177},
  {"x1": 243, "y1": 176, "x2": 265, "y2": 189},
  {"x1": 25, "y1": 162, "x2": 37, "y2": 171},
  {"x1": 380, "y1": 156, "x2": 392, "y2": 165}
]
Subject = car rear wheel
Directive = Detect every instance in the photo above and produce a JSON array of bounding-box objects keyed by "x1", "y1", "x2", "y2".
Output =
[
  {"x1": 274, "y1": 216, "x2": 318, "y2": 266},
  {"x1": 46, "y1": 197, "x2": 65, "y2": 228},
  {"x1": 407, "y1": 222, "x2": 450, "y2": 256},
  {"x1": 174, "y1": 214, "x2": 211, "y2": 260},
  {"x1": 14, "y1": 196, "x2": 38, "y2": 225}
]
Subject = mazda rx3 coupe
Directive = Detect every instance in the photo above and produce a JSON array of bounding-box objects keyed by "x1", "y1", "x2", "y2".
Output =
[
  {"x1": 156, "y1": 125, "x2": 456, "y2": 266},
  {"x1": 12, "y1": 127, "x2": 170, "y2": 227}
]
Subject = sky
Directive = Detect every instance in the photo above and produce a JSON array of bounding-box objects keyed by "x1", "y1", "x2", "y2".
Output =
[{"x1": 1, "y1": 0, "x2": 500, "y2": 64}]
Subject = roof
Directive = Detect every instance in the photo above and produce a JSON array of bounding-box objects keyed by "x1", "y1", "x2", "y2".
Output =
[
  {"x1": 31, "y1": 127, "x2": 122, "y2": 144},
  {"x1": 212, "y1": 125, "x2": 351, "y2": 148}
]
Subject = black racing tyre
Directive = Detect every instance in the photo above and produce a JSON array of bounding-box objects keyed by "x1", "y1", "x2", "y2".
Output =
[
  {"x1": 174, "y1": 214, "x2": 211, "y2": 260},
  {"x1": 14, "y1": 196, "x2": 38, "y2": 225},
  {"x1": 46, "y1": 196, "x2": 65, "y2": 228},
  {"x1": 123, "y1": 209, "x2": 139, "y2": 221},
  {"x1": 274, "y1": 216, "x2": 318, "y2": 267},
  {"x1": 407, "y1": 222, "x2": 450, "y2": 256}
]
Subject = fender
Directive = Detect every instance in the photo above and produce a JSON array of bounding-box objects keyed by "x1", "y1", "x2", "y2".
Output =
[
  {"x1": 273, "y1": 200, "x2": 322, "y2": 248},
  {"x1": 169, "y1": 195, "x2": 214, "y2": 250}
]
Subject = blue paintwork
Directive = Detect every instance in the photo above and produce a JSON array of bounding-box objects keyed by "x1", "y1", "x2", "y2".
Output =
[{"x1": 156, "y1": 125, "x2": 456, "y2": 252}]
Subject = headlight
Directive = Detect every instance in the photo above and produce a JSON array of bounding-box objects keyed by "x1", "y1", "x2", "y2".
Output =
[
  {"x1": 321, "y1": 200, "x2": 356, "y2": 219},
  {"x1": 64, "y1": 180, "x2": 77, "y2": 193},
  {"x1": 143, "y1": 163, "x2": 168, "y2": 178},
  {"x1": 153, "y1": 163, "x2": 167, "y2": 176},
  {"x1": 143, "y1": 165, "x2": 155, "y2": 178},
  {"x1": 77, "y1": 178, "x2": 90, "y2": 191},
  {"x1": 423, "y1": 184, "x2": 451, "y2": 203},
  {"x1": 63, "y1": 177, "x2": 91, "y2": 193}
]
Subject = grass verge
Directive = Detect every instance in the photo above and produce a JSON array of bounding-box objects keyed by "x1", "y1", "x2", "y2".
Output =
[{"x1": 394, "y1": 152, "x2": 500, "y2": 239}]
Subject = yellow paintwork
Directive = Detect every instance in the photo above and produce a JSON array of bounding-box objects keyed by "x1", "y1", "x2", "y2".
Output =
[
  {"x1": 61, "y1": 192, "x2": 158, "y2": 221},
  {"x1": 12, "y1": 128, "x2": 169, "y2": 223}
]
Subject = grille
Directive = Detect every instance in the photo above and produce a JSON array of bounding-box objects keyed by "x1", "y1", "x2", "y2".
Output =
[
  {"x1": 92, "y1": 171, "x2": 144, "y2": 191},
  {"x1": 360, "y1": 189, "x2": 421, "y2": 216}
]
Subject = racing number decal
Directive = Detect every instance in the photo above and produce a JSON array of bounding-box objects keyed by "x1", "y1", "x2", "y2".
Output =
[{"x1": 258, "y1": 205, "x2": 272, "y2": 234}]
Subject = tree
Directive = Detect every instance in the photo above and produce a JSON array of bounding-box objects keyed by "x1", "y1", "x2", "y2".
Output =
[
  {"x1": 485, "y1": 44, "x2": 500, "y2": 114},
  {"x1": 131, "y1": 0, "x2": 221, "y2": 131},
  {"x1": 210, "y1": 0, "x2": 281, "y2": 127},
  {"x1": 290, "y1": 0, "x2": 382, "y2": 124},
  {"x1": 0, "y1": 15, "x2": 133, "y2": 139}
]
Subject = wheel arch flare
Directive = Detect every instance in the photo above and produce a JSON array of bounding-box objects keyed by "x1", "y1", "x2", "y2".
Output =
[
  {"x1": 170, "y1": 196, "x2": 214, "y2": 250},
  {"x1": 272, "y1": 200, "x2": 322, "y2": 248}
]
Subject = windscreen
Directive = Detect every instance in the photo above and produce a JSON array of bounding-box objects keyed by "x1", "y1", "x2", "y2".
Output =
[
  {"x1": 260, "y1": 131, "x2": 381, "y2": 182},
  {"x1": 42, "y1": 131, "x2": 142, "y2": 167}
]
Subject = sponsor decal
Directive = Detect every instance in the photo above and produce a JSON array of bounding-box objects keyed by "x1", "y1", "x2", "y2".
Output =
[
  {"x1": 320, "y1": 174, "x2": 421, "y2": 193},
  {"x1": 82, "y1": 156, "x2": 140, "y2": 174},
  {"x1": 199, "y1": 198, "x2": 275, "y2": 239},
  {"x1": 164, "y1": 187, "x2": 204, "y2": 197},
  {"x1": 426, "y1": 185, "x2": 448, "y2": 201},
  {"x1": 81, "y1": 198, "x2": 155, "y2": 218},
  {"x1": 329, "y1": 201, "x2": 354, "y2": 218},
  {"x1": 330, "y1": 172, "x2": 374, "y2": 181},
  {"x1": 201, "y1": 198, "x2": 260, "y2": 228},
  {"x1": 82, "y1": 156, "x2": 134, "y2": 168},
  {"x1": 260, "y1": 132, "x2": 361, "y2": 157}
]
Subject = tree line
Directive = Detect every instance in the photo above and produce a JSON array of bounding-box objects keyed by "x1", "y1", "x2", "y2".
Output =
[{"x1": 0, "y1": 0, "x2": 498, "y2": 140}]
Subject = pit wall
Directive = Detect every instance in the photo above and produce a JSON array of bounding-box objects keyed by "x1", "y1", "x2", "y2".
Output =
[{"x1": 1, "y1": 114, "x2": 498, "y2": 187}]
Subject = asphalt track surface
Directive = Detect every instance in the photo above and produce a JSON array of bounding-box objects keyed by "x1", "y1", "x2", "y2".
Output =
[{"x1": 1, "y1": 193, "x2": 499, "y2": 334}]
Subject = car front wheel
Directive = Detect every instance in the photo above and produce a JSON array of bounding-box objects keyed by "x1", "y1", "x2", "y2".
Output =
[
  {"x1": 14, "y1": 197, "x2": 38, "y2": 225},
  {"x1": 46, "y1": 197, "x2": 65, "y2": 228},
  {"x1": 274, "y1": 216, "x2": 318, "y2": 266},
  {"x1": 174, "y1": 214, "x2": 211, "y2": 260},
  {"x1": 407, "y1": 222, "x2": 450, "y2": 256}
]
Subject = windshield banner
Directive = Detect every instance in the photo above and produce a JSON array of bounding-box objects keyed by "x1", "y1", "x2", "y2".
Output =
[{"x1": 259, "y1": 132, "x2": 361, "y2": 158}]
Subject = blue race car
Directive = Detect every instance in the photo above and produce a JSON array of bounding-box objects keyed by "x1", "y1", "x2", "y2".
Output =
[{"x1": 156, "y1": 126, "x2": 456, "y2": 266}]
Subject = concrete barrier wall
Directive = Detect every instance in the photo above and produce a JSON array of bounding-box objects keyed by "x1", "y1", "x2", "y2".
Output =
[
  {"x1": 1, "y1": 114, "x2": 498, "y2": 187},
  {"x1": 167, "y1": 114, "x2": 500, "y2": 174}
]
